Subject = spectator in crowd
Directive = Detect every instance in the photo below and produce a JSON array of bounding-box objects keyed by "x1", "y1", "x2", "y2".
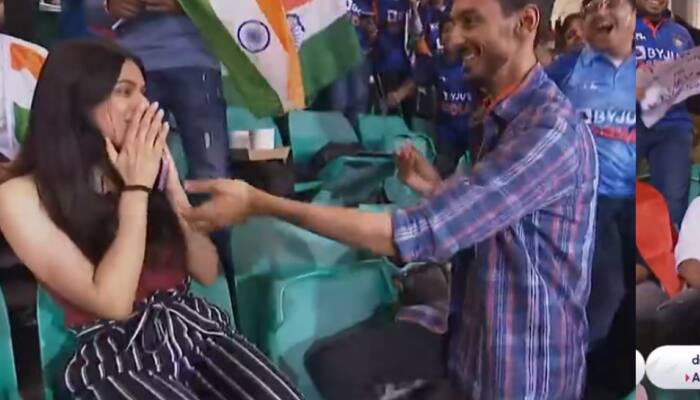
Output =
[
  {"x1": 59, "y1": 0, "x2": 115, "y2": 40},
  {"x1": 374, "y1": 0, "x2": 415, "y2": 125},
  {"x1": 0, "y1": 0, "x2": 4, "y2": 31},
  {"x1": 558, "y1": 12, "x2": 585, "y2": 53},
  {"x1": 184, "y1": 0, "x2": 599, "y2": 398},
  {"x1": 547, "y1": 0, "x2": 636, "y2": 397},
  {"x1": 660, "y1": 198, "x2": 700, "y2": 345},
  {"x1": 101, "y1": 0, "x2": 235, "y2": 295},
  {"x1": 675, "y1": 14, "x2": 700, "y2": 46},
  {"x1": 0, "y1": 40, "x2": 301, "y2": 399},
  {"x1": 535, "y1": 39, "x2": 556, "y2": 65},
  {"x1": 413, "y1": 19, "x2": 477, "y2": 177},
  {"x1": 386, "y1": 0, "x2": 452, "y2": 121},
  {"x1": 636, "y1": 0, "x2": 695, "y2": 227},
  {"x1": 329, "y1": 0, "x2": 377, "y2": 131}
]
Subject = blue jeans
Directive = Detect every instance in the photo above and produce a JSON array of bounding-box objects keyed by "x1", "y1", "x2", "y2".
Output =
[
  {"x1": 329, "y1": 60, "x2": 371, "y2": 131},
  {"x1": 146, "y1": 67, "x2": 236, "y2": 321},
  {"x1": 587, "y1": 196, "x2": 635, "y2": 346},
  {"x1": 146, "y1": 67, "x2": 230, "y2": 179}
]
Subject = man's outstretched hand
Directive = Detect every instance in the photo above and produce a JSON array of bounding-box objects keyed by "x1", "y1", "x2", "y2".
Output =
[
  {"x1": 396, "y1": 142, "x2": 443, "y2": 197},
  {"x1": 183, "y1": 179, "x2": 254, "y2": 232}
]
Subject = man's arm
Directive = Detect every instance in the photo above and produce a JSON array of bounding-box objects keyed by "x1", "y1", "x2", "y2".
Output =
[
  {"x1": 183, "y1": 179, "x2": 398, "y2": 258},
  {"x1": 391, "y1": 111, "x2": 582, "y2": 262},
  {"x1": 254, "y1": 190, "x2": 397, "y2": 257},
  {"x1": 186, "y1": 110, "x2": 582, "y2": 264}
]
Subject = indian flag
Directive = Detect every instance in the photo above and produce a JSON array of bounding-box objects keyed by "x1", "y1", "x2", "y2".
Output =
[
  {"x1": 0, "y1": 34, "x2": 47, "y2": 160},
  {"x1": 180, "y1": 0, "x2": 362, "y2": 117}
]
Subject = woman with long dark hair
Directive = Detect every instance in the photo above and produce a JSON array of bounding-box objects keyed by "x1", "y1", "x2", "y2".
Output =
[{"x1": 0, "y1": 40, "x2": 301, "y2": 399}]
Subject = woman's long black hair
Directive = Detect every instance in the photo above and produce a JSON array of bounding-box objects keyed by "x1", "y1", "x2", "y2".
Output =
[{"x1": 9, "y1": 40, "x2": 186, "y2": 269}]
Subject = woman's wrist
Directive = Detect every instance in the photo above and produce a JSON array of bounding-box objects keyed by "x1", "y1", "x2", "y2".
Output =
[{"x1": 119, "y1": 191, "x2": 149, "y2": 220}]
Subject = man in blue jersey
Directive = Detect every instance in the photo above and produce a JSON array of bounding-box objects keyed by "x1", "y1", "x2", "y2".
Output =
[
  {"x1": 374, "y1": 0, "x2": 415, "y2": 124},
  {"x1": 547, "y1": 0, "x2": 635, "y2": 397},
  {"x1": 415, "y1": 19, "x2": 477, "y2": 176},
  {"x1": 636, "y1": 0, "x2": 695, "y2": 226},
  {"x1": 329, "y1": 0, "x2": 377, "y2": 131}
]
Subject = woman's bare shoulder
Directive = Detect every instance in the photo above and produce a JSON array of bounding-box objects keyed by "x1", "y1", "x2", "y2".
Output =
[{"x1": 0, "y1": 175, "x2": 40, "y2": 207}]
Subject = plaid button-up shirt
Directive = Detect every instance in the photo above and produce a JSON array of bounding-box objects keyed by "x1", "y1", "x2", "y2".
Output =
[{"x1": 392, "y1": 66, "x2": 598, "y2": 399}]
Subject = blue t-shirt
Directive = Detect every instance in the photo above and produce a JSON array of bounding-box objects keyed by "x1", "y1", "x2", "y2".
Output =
[
  {"x1": 373, "y1": 0, "x2": 410, "y2": 74},
  {"x1": 416, "y1": 55, "x2": 476, "y2": 148},
  {"x1": 418, "y1": 2, "x2": 451, "y2": 55},
  {"x1": 348, "y1": 0, "x2": 374, "y2": 55},
  {"x1": 636, "y1": 12, "x2": 694, "y2": 132},
  {"x1": 547, "y1": 47, "x2": 636, "y2": 198}
]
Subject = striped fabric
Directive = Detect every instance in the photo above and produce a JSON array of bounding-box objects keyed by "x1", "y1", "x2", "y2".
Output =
[
  {"x1": 392, "y1": 66, "x2": 598, "y2": 399},
  {"x1": 0, "y1": 34, "x2": 47, "y2": 160},
  {"x1": 180, "y1": 0, "x2": 362, "y2": 117},
  {"x1": 64, "y1": 284, "x2": 302, "y2": 399}
]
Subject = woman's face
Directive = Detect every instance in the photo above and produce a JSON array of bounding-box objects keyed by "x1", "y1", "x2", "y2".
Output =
[{"x1": 91, "y1": 60, "x2": 148, "y2": 149}]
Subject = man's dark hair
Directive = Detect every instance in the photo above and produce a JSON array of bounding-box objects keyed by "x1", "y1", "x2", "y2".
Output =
[
  {"x1": 496, "y1": 0, "x2": 555, "y2": 43},
  {"x1": 582, "y1": 0, "x2": 635, "y2": 7}
]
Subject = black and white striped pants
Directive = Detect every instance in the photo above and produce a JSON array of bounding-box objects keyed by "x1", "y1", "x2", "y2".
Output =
[{"x1": 64, "y1": 287, "x2": 303, "y2": 400}]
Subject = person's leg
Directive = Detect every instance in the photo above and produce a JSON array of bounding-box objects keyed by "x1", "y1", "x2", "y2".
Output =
[
  {"x1": 328, "y1": 69, "x2": 352, "y2": 120},
  {"x1": 656, "y1": 288, "x2": 700, "y2": 346},
  {"x1": 398, "y1": 71, "x2": 415, "y2": 129},
  {"x1": 305, "y1": 320, "x2": 446, "y2": 400},
  {"x1": 185, "y1": 335, "x2": 303, "y2": 400},
  {"x1": 636, "y1": 281, "x2": 668, "y2": 358},
  {"x1": 75, "y1": 370, "x2": 199, "y2": 400},
  {"x1": 648, "y1": 127, "x2": 693, "y2": 227},
  {"x1": 164, "y1": 67, "x2": 237, "y2": 323},
  {"x1": 587, "y1": 196, "x2": 626, "y2": 346},
  {"x1": 434, "y1": 133, "x2": 462, "y2": 179},
  {"x1": 585, "y1": 197, "x2": 633, "y2": 397},
  {"x1": 166, "y1": 67, "x2": 230, "y2": 180},
  {"x1": 145, "y1": 70, "x2": 174, "y2": 115},
  {"x1": 346, "y1": 59, "x2": 372, "y2": 131}
]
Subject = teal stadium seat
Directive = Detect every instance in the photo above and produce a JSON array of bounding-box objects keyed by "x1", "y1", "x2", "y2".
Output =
[{"x1": 0, "y1": 286, "x2": 19, "y2": 399}]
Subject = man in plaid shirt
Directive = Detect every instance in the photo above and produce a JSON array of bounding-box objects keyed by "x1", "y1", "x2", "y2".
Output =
[{"x1": 184, "y1": 0, "x2": 599, "y2": 398}]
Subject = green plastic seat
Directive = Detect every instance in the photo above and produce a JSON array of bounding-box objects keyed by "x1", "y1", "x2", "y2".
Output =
[
  {"x1": 167, "y1": 132, "x2": 189, "y2": 179},
  {"x1": 230, "y1": 217, "x2": 362, "y2": 347},
  {"x1": 288, "y1": 111, "x2": 358, "y2": 165},
  {"x1": 265, "y1": 259, "x2": 398, "y2": 400},
  {"x1": 0, "y1": 287, "x2": 19, "y2": 400},
  {"x1": 690, "y1": 164, "x2": 700, "y2": 202},
  {"x1": 313, "y1": 154, "x2": 396, "y2": 206},
  {"x1": 190, "y1": 274, "x2": 236, "y2": 328},
  {"x1": 36, "y1": 286, "x2": 75, "y2": 400},
  {"x1": 357, "y1": 114, "x2": 411, "y2": 151},
  {"x1": 37, "y1": 274, "x2": 236, "y2": 400}
]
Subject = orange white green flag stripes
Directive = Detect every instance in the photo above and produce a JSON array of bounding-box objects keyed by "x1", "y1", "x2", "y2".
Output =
[
  {"x1": 0, "y1": 34, "x2": 47, "y2": 160},
  {"x1": 180, "y1": 0, "x2": 362, "y2": 117}
]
